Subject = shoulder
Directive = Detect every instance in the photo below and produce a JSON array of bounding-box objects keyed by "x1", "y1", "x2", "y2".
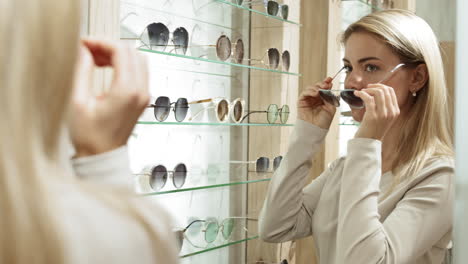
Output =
[
  {"x1": 407, "y1": 156, "x2": 454, "y2": 189},
  {"x1": 56, "y1": 183, "x2": 179, "y2": 263}
]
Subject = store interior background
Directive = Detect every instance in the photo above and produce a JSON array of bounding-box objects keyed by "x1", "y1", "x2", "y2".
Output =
[{"x1": 79, "y1": 0, "x2": 463, "y2": 263}]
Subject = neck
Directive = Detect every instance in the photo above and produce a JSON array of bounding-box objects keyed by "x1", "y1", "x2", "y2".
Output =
[{"x1": 381, "y1": 110, "x2": 409, "y2": 173}]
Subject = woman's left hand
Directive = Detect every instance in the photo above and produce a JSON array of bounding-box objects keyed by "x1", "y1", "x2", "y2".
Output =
[{"x1": 353, "y1": 84, "x2": 400, "y2": 140}]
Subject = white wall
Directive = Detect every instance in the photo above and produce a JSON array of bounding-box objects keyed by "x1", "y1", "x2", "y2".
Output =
[
  {"x1": 453, "y1": 0, "x2": 468, "y2": 262},
  {"x1": 416, "y1": 0, "x2": 455, "y2": 42}
]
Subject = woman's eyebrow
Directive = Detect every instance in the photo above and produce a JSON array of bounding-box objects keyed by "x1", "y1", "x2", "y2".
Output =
[{"x1": 342, "y1": 57, "x2": 382, "y2": 64}]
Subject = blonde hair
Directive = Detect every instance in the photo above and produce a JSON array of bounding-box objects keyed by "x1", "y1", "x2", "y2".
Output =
[
  {"x1": 0, "y1": 0, "x2": 80, "y2": 263},
  {"x1": 0, "y1": 1, "x2": 176, "y2": 263},
  {"x1": 342, "y1": 10, "x2": 454, "y2": 191}
]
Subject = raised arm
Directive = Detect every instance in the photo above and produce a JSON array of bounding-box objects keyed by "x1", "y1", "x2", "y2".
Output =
[{"x1": 259, "y1": 120, "x2": 332, "y2": 242}]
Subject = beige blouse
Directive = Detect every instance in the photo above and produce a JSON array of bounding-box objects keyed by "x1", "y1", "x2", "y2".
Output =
[
  {"x1": 58, "y1": 146, "x2": 179, "y2": 264},
  {"x1": 259, "y1": 120, "x2": 454, "y2": 264}
]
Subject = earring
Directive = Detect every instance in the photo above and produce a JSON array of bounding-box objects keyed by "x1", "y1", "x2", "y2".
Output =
[{"x1": 412, "y1": 91, "x2": 417, "y2": 97}]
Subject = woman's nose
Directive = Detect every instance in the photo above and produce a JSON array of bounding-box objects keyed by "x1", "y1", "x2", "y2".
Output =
[{"x1": 344, "y1": 71, "x2": 365, "y2": 90}]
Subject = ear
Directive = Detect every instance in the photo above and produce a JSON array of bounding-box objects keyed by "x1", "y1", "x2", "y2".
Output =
[{"x1": 408, "y1": 63, "x2": 429, "y2": 93}]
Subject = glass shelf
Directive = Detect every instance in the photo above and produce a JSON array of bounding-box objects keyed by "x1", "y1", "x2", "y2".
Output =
[
  {"x1": 122, "y1": 1, "x2": 236, "y2": 31},
  {"x1": 181, "y1": 235, "x2": 259, "y2": 258},
  {"x1": 215, "y1": 0, "x2": 301, "y2": 26},
  {"x1": 339, "y1": 123, "x2": 359, "y2": 126},
  {"x1": 142, "y1": 178, "x2": 271, "y2": 196},
  {"x1": 137, "y1": 121, "x2": 294, "y2": 127},
  {"x1": 138, "y1": 48, "x2": 301, "y2": 76}
]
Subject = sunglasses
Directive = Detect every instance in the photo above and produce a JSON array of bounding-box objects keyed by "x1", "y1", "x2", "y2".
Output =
[
  {"x1": 230, "y1": 156, "x2": 283, "y2": 172},
  {"x1": 147, "y1": 96, "x2": 189, "y2": 122},
  {"x1": 136, "y1": 163, "x2": 188, "y2": 192},
  {"x1": 241, "y1": 104, "x2": 290, "y2": 124},
  {"x1": 319, "y1": 63, "x2": 405, "y2": 109},
  {"x1": 139, "y1": 22, "x2": 189, "y2": 55},
  {"x1": 215, "y1": 35, "x2": 245, "y2": 63},
  {"x1": 240, "y1": 0, "x2": 289, "y2": 20},
  {"x1": 249, "y1": 48, "x2": 290, "y2": 71},
  {"x1": 189, "y1": 98, "x2": 245, "y2": 123},
  {"x1": 175, "y1": 217, "x2": 256, "y2": 250}
]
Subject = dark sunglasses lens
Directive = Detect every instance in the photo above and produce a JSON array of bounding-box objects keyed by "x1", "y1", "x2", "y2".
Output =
[
  {"x1": 216, "y1": 35, "x2": 232, "y2": 61},
  {"x1": 233, "y1": 39, "x2": 244, "y2": 64},
  {"x1": 205, "y1": 222, "x2": 219, "y2": 243},
  {"x1": 173, "y1": 163, "x2": 187, "y2": 189},
  {"x1": 173, "y1": 27, "x2": 189, "y2": 55},
  {"x1": 280, "y1": 105, "x2": 289, "y2": 124},
  {"x1": 149, "y1": 165, "x2": 167, "y2": 191},
  {"x1": 273, "y1": 156, "x2": 283, "y2": 171},
  {"x1": 221, "y1": 219, "x2": 235, "y2": 240},
  {"x1": 341, "y1": 89, "x2": 364, "y2": 108},
  {"x1": 267, "y1": 104, "x2": 279, "y2": 123},
  {"x1": 267, "y1": 48, "x2": 280, "y2": 69},
  {"x1": 256, "y1": 157, "x2": 269, "y2": 172},
  {"x1": 233, "y1": 101, "x2": 243, "y2": 122},
  {"x1": 319, "y1": 90, "x2": 340, "y2": 107},
  {"x1": 281, "y1": 5, "x2": 289, "y2": 20},
  {"x1": 267, "y1": 1, "x2": 279, "y2": 16},
  {"x1": 147, "y1": 23, "x2": 169, "y2": 51},
  {"x1": 154, "y1": 97, "x2": 171, "y2": 121},
  {"x1": 217, "y1": 100, "x2": 229, "y2": 122},
  {"x1": 282, "y1": 50, "x2": 290, "y2": 71},
  {"x1": 174, "y1": 98, "x2": 189, "y2": 122}
]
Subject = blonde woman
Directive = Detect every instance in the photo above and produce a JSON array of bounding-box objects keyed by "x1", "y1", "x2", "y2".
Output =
[
  {"x1": 259, "y1": 9, "x2": 454, "y2": 264},
  {"x1": 0, "y1": 0, "x2": 178, "y2": 263}
]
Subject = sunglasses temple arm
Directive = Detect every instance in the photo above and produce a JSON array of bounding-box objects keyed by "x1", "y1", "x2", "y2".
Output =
[
  {"x1": 184, "y1": 220, "x2": 206, "y2": 231},
  {"x1": 331, "y1": 66, "x2": 346, "y2": 80},
  {"x1": 226, "y1": 217, "x2": 259, "y2": 221},
  {"x1": 377, "y1": 63, "x2": 405, "y2": 84},
  {"x1": 188, "y1": 106, "x2": 215, "y2": 121},
  {"x1": 240, "y1": 111, "x2": 268, "y2": 122},
  {"x1": 229, "y1": 161, "x2": 256, "y2": 164},
  {"x1": 241, "y1": 0, "x2": 268, "y2": 5},
  {"x1": 188, "y1": 98, "x2": 214, "y2": 104}
]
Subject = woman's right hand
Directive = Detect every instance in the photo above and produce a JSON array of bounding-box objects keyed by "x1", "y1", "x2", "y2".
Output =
[
  {"x1": 297, "y1": 77, "x2": 337, "y2": 129},
  {"x1": 70, "y1": 39, "x2": 150, "y2": 158}
]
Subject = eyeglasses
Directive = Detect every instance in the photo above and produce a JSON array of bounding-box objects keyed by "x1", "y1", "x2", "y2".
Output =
[
  {"x1": 241, "y1": 104, "x2": 290, "y2": 124},
  {"x1": 189, "y1": 97, "x2": 245, "y2": 123},
  {"x1": 135, "y1": 163, "x2": 187, "y2": 192},
  {"x1": 146, "y1": 96, "x2": 189, "y2": 122},
  {"x1": 175, "y1": 217, "x2": 257, "y2": 250},
  {"x1": 249, "y1": 48, "x2": 290, "y2": 71},
  {"x1": 240, "y1": 0, "x2": 289, "y2": 20},
  {"x1": 319, "y1": 63, "x2": 405, "y2": 109},
  {"x1": 230, "y1": 156, "x2": 283, "y2": 172}
]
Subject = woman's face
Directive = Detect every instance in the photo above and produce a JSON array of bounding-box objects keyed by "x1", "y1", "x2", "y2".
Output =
[{"x1": 343, "y1": 31, "x2": 414, "y2": 122}]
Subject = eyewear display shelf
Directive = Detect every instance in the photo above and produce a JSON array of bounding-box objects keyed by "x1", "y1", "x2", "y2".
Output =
[{"x1": 121, "y1": 0, "x2": 301, "y2": 263}]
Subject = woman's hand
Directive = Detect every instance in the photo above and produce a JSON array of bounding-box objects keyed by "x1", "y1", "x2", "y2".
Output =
[
  {"x1": 298, "y1": 77, "x2": 337, "y2": 129},
  {"x1": 70, "y1": 39, "x2": 150, "y2": 158},
  {"x1": 354, "y1": 84, "x2": 400, "y2": 140}
]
